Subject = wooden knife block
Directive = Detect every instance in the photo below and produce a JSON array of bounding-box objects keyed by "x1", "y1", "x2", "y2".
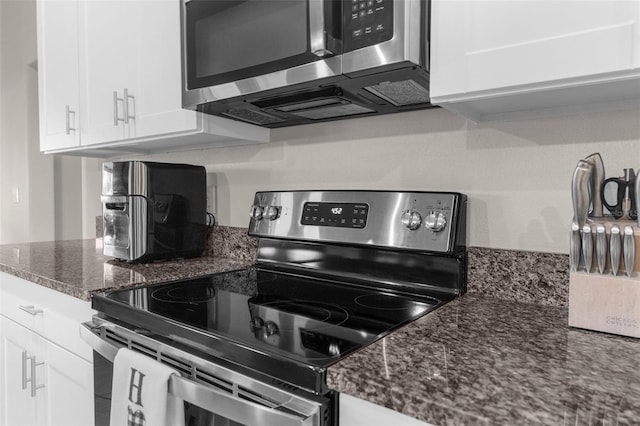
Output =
[
  {"x1": 569, "y1": 272, "x2": 640, "y2": 338},
  {"x1": 568, "y1": 221, "x2": 640, "y2": 338}
]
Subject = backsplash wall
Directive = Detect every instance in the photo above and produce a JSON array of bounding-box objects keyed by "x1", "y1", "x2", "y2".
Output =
[{"x1": 108, "y1": 106, "x2": 640, "y2": 255}]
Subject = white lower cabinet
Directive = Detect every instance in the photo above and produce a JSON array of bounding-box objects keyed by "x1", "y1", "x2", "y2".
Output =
[
  {"x1": 340, "y1": 393, "x2": 433, "y2": 426},
  {"x1": 1, "y1": 317, "x2": 41, "y2": 426},
  {"x1": 0, "y1": 273, "x2": 95, "y2": 426}
]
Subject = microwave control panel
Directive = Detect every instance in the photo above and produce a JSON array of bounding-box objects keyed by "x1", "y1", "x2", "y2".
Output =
[{"x1": 344, "y1": 0, "x2": 393, "y2": 52}]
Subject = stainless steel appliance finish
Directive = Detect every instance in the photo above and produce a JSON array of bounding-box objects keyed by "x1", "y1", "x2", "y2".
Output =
[
  {"x1": 86, "y1": 190, "x2": 467, "y2": 426},
  {"x1": 181, "y1": 0, "x2": 433, "y2": 128},
  {"x1": 81, "y1": 318, "x2": 327, "y2": 426},
  {"x1": 249, "y1": 190, "x2": 463, "y2": 254},
  {"x1": 102, "y1": 161, "x2": 207, "y2": 262}
]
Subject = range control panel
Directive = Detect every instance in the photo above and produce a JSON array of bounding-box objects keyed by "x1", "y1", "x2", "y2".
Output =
[
  {"x1": 301, "y1": 202, "x2": 369, "y2": 228},
  {"x1": 249, "y1": 191, "x2": 466, "y2": 254}
]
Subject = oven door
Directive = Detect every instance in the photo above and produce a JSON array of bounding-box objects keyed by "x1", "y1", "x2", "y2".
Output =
[
  {"x1": 80, "y1": 318, "x2": 333, "y2": 426},
  {"x1": 181, "y1": 0, "x2": 343, "y2": 106}
]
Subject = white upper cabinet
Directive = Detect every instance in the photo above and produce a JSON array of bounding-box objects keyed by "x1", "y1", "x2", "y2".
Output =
[
  {"x1": 36, "y1": 0, "x2": 81, "y2": 151},
  {"x1": 37, "y1": 0, "x2": 269, "y2": 157},
  {"x1": 78, "y1": 0, "x2": 132, "y2": 145},
  {"x1": 430, "y1": 0, "x2": 640, "y2": 121}
]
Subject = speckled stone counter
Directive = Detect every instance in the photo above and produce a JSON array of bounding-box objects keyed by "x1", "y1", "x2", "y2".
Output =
[
  {"x1": 2, "y1": 230, "x2": 635, "y2": 425},
  {"x1": 327, "y1": 294, "x2": 640, "y2": 425},
  {"x1": 0, "y1": 227, "x2": 256, "y2": 300}
]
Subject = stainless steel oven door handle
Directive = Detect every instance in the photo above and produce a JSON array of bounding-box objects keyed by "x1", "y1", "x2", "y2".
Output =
[
  {"x1": 309, "y1": 0, "x2": 331, "y2": 57},
  {"x1": 80, "y1": 322, "x2": 317, "y2": 426},
  {"x1": 170, "y1": 374, "x2": 314, "y2": 426}
]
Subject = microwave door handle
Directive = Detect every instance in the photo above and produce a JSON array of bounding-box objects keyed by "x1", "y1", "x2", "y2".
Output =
[{"x1": 309, "y1": 0, "x2": 332, "y2": 57}]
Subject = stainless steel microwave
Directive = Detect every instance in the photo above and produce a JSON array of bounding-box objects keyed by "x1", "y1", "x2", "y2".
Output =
[{"x1": 181, "y1": 0, "x2": 434, "y2": 128}]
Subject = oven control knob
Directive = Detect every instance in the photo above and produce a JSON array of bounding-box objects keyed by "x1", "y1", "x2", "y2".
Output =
[
  {"x1": 250, "y1": 205, "x2": 264, "y2": 220},
  {"x1": 400, "y1": 210, "x2": 422, "y2": 230},
  {"x1": 425, "y1": 211, "x2": 447, "y2": 232},
  {"x1": 265, "y1": 205, "x2": 281, "y2": 220}
]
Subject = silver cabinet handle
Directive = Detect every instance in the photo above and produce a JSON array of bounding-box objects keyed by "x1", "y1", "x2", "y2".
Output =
[
  {"x1": 21, "y1": 351, "x2": 28, "y2": 390},
  {"x1": 123, "y1": 88, "x2": 135, "y2": 124},
  {"x1": 21, "y1": 351, "x2": 45, "y2": 397},
  {"x1": 30, "y1": 356, "x2": 45, "y2": 397},
  {"x1": 65, "y1": 105, "x2": 77, "y2": 135},
  {"x1": 309, "y1": 0, "x2": 331, "y2": 56},
  {"x1": 113, "y1": 91, "x2": 125, "y2": 126},
  {"x1": 19, "y1": 305, "x2": 43, "y2": 316}
]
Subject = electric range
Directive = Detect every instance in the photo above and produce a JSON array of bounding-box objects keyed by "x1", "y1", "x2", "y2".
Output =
[{"x1": 83, "y1": 190, "x2": 467, "y2": 426}]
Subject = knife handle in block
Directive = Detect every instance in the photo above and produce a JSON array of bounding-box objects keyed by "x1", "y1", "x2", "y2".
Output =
[
  {"x1": 595, "y1": 224, "x2": 607, "y2": 274},
  {"x1": 624, "y1": 226, "x2": 636, "y2": 277},
  {"x1": 610, "y1": 225, "x2": 621, "y2": 276},
  {"x1": 581, "y1": 224, "x2": 593, "y2": 273},
  {"x1": 570, "y1": 223, "x2": 581, "y2": 272}
]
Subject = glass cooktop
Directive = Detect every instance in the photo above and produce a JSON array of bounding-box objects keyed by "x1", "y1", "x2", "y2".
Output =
[{"x1": 96, "y1": 268, "x2": 442, "y2": 369}]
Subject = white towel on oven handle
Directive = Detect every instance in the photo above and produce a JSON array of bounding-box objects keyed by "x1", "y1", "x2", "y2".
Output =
[{"x1": 109, "y1": 348, "x2": 185, "y2": 426}]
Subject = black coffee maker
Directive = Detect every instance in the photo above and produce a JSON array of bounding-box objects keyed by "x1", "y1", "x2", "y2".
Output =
[{"x1": 101, "y1": 161, "x2": 207, "y2": 262}]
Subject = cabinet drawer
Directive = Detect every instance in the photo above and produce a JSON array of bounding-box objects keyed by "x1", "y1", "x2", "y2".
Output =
[{"x1": 0, "y1": 273, "x2": 95, "y2": 362}]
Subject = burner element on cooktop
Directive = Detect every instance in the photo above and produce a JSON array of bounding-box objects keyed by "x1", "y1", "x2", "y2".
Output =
[
  {"x1": 151, "y1": 282, "x2": 216, "y2": 303},
  {"x1": 355, "y1": 293, "x2": 434, "y2": 310},
  {"x1": 249, "y1": 299, "x2": 350, "y2": 331}
]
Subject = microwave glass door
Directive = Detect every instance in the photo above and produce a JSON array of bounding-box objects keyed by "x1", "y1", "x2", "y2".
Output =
[{"x1": 185, "y1": 0, "x2": 341, "y2": 90}]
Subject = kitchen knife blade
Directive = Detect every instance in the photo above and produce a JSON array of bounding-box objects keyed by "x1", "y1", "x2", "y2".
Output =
[
  {"x1": 610, "y1": 225, "x2": 621, "y2": 276},
  {"x1": 581, "y1": 224, "x2": 593, "y2": 272},
  {"x1": 584, "y1": 153, "x2": 605, "y2": 218},
  {"x1": 595, "y1": 224, "x2": 607, "y2": 274},
  {"x1": 624, "y1": 226, "x2": 635, "y2": 277}
]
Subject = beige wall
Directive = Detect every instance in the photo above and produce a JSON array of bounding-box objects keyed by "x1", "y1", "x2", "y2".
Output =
[
  {"x1": 0, "y1": 0, "x2": 89, "y2": 244},
  {"x1": 2, "y1": 0, "x2": 638, "y2": 253},
  {"x1": 134, "y1": 106, "x2": 640, "y2": 254}
]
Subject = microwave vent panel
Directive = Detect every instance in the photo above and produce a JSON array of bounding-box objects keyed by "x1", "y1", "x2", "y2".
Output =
[
  {"x1": 223, "y1": 109, "x2": 285, "y2": 126},
  {"x1": 364, "y1": 80, "x2": 430, "y2": 106},
  {"x1": 290, "y1": 103, "x2": 374, "y2": 120}
]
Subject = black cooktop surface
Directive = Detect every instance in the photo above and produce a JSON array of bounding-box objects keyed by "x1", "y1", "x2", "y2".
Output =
[{"x1": 95, "y1": 268, "x2": 443, "y2": 370}]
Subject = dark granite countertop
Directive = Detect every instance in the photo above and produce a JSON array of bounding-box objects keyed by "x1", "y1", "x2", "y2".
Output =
[
  {"x1": 0, "y1": 231, "x2": 255, "y2": 300},
  {"x1": 1, "y1": 235, "x2": 638, "y2": 425},
  {"x1": 327, "y1": 294, "x2": 640, "y2": 425}
]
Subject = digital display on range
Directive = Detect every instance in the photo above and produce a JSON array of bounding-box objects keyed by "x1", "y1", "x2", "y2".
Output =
[{"x1": 301, "y1": 202, "x2": 369, "y2": 228}]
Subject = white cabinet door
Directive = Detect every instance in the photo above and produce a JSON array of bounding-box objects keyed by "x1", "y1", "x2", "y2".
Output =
[
  {"x1": 430, "y1": 0, "x2": 640, "y2": 121},
  {"x1": 42, "y1": 338, "x2": 94, "y2": 426},
  {"x1": 340, "y1": 394, "x2": 433, "y2": 426},
  {"x1": 1, "y1": 318, "x2": 95, "y2": 426},
  {"x1": 36, "y1": 0, "x2": 81, "y2": 151},
  {"x1": 78, "y1": 0, "x2": 132, "y2": 145},
  {"x1": 1, "y1": 318, "x2": 45, "y2": 426},
  {"x1": 127, "y1": 0, "x2": 200, "y2": 140}
]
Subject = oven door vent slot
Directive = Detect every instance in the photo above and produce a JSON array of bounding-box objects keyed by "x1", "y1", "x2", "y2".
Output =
[{"x1": 194, "y1": 369, "x2": 235, "y2": 394}]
